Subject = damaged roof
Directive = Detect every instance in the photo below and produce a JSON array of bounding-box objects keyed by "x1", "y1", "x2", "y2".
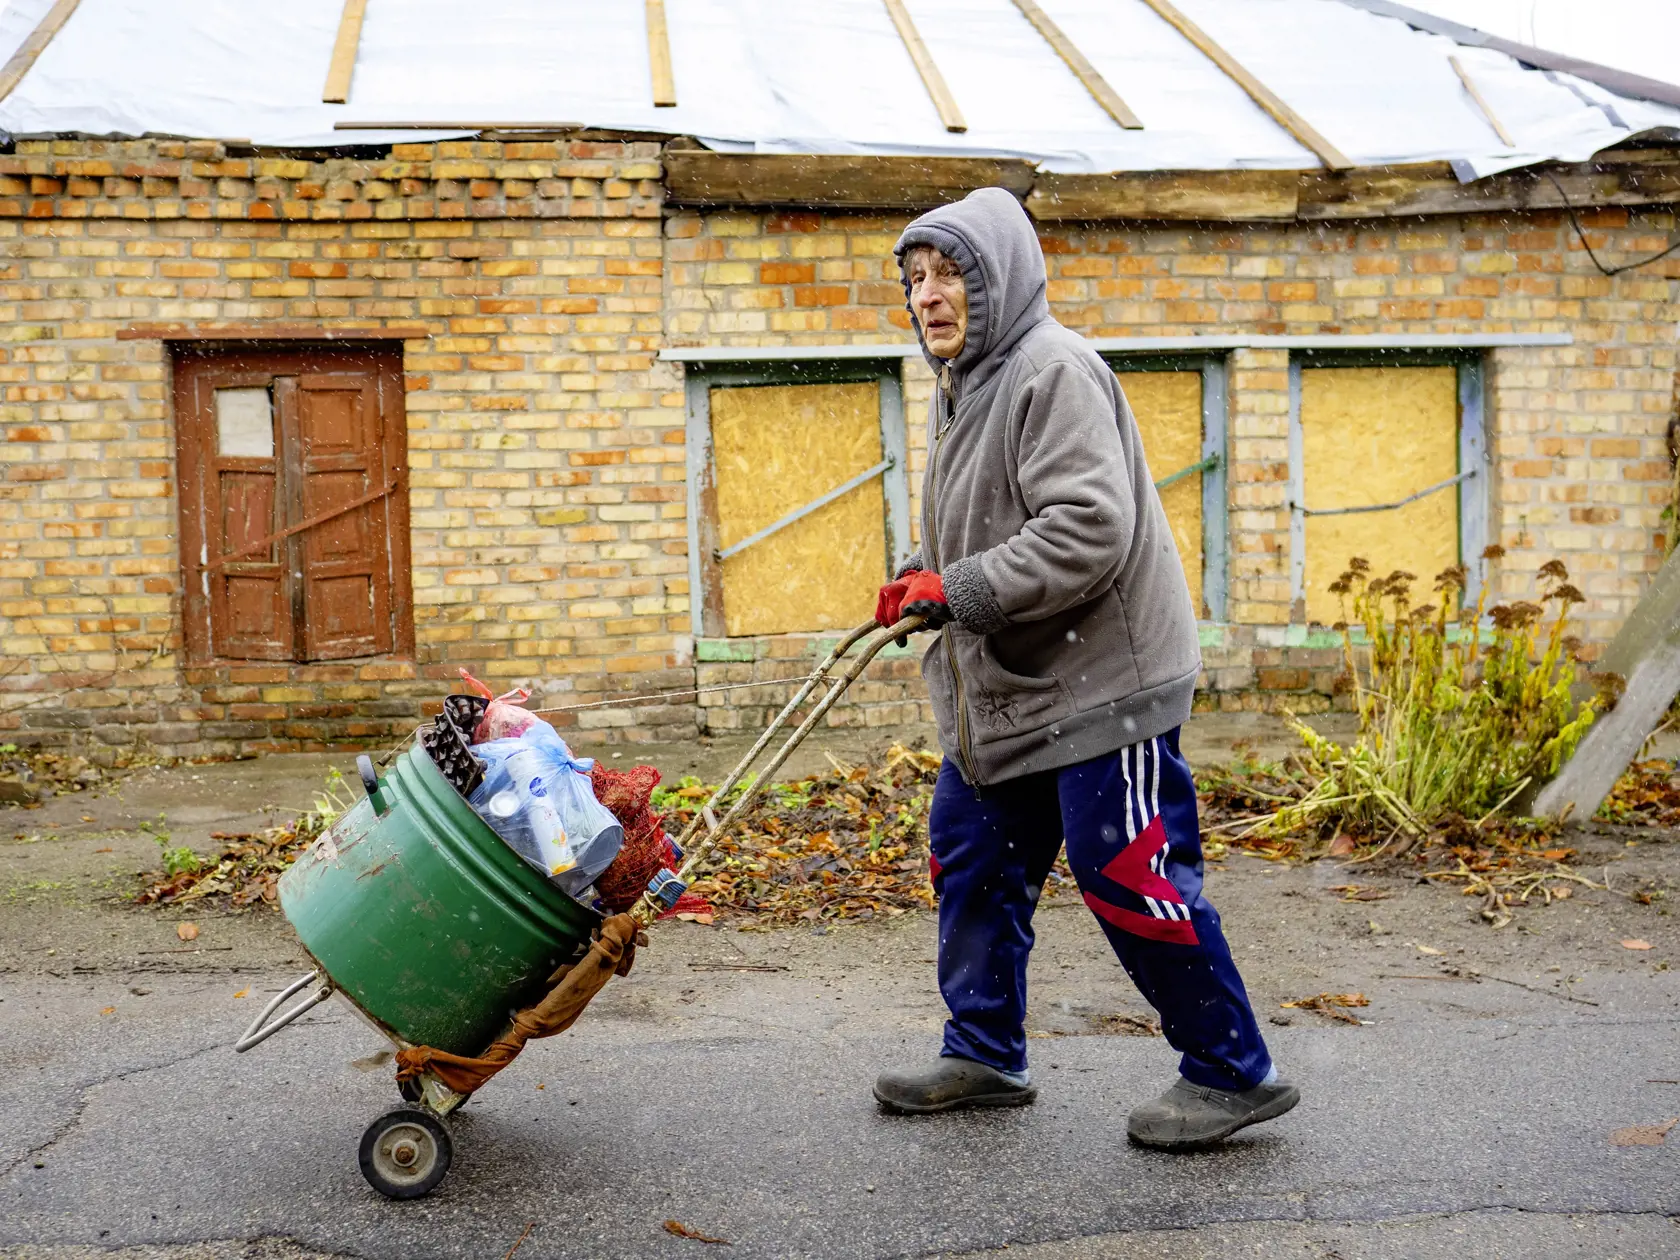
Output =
[{"x1": 0, "y1": 0, "x2": 1675, "y2": 179}]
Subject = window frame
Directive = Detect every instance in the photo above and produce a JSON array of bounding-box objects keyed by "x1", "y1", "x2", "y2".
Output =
[
  {"x1": 683, "y1": 358, "x2": 910, "y2": 639},
  {"x1": 1100, "y1": 351, "x2": 1230, "y2": 622},
  {"x1": 1286, "y1": 348, "x2": 1491, "y2": 622},
  {"x1": 172, "y1": 341, "x2": 414, "y2": 666}
]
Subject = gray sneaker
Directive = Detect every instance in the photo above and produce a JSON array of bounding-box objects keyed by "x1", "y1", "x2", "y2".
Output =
[
  {"x1": 874, "y1": 1057, "x2": 1037, "y2": 1114},
  {"x1": 1126, "y1": 1076, "x2": 1300, "y2": 1149}
]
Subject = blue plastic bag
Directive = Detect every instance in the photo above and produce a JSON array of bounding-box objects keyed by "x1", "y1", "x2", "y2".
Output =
[{"x1": 467, "y1": 721, "x2": 624, "y2": 898}]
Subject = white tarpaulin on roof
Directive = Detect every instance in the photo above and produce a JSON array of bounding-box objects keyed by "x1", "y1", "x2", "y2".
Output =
[{"x1": 0, "y1": 0, "x2": 1674, "y2": 176}]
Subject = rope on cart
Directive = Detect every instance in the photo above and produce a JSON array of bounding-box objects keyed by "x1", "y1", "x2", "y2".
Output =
[{"x1": 529, "y1": 675, "x2": 846, "y2": 716}]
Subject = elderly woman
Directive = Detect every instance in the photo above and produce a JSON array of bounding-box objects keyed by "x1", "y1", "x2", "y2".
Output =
[{"x1": 873, "y1": 188, "x2": 1297, "y2": 1149}]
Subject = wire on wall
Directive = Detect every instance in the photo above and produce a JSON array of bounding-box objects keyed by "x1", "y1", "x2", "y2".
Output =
[{"x1": 1544, "y1": 172, "x2": 1680, "y2": 276}]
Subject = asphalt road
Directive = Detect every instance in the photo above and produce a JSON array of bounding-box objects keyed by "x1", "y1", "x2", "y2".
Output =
[
  {"x1": 4, "y1": 738, "x2": 1678, "y2": 1259},
  {"x1": 3, "y1": 909, "x2": 1677, "y2": 1260}
]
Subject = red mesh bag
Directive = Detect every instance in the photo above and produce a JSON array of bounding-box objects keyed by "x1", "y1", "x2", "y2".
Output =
[{"x1": 591, "y1": 764, "x2": 712, "y2": 917}]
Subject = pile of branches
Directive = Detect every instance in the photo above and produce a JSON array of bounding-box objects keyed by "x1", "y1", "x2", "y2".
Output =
[{"x1": 661, "y1": 744, "x2": 946, "y2": 927}]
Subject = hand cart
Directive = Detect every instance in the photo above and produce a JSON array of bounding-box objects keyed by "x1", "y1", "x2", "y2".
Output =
[{"x1": 235, "y1": 616, "x2": 922, "y2": 1198}]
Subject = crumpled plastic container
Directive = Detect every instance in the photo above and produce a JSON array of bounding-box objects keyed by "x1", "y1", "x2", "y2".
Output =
[{"x1": 466, "y1": 719, "x2": 623, "y2": 899}]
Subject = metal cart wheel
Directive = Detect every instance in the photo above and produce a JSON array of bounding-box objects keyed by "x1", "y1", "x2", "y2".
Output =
[{"x1": 358, "y1": 1107, "x2": 452, "y2": 1199}]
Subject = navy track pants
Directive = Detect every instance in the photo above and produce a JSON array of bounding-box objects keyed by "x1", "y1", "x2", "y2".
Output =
[{"x1": 930, "y1": 729, "x2": 1273, "y2": 1091}]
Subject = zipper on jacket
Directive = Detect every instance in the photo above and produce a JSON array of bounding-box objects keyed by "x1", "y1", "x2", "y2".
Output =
[{"x1": 927, "y1": 364, "x2": 977, "y2": 785}]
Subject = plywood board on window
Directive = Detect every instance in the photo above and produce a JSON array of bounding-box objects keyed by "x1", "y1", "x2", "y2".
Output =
[
  {"x1": 1301, "y1": 366, "x2": 1459, "y2": 626},
  {"x1": 1117, "y1": 370, "x2": 1203, "y2": 613},
  {"x1": 710, "y1": 381, "x2": 885, "y2": 637}
]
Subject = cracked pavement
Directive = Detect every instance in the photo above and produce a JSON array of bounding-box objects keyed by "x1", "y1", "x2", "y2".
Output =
[{"x1": 3, "y1": 741, "x2": 1679, "y2": 1258}]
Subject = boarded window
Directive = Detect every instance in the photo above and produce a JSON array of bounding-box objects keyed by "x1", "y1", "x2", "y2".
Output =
[
  {"x1": 1116, "y1": 369, "x2": 1205, "y2": 615},
  {"x1": 709, "y1": 381, "x2": 888, "y2": 637},
  {"x1": 174, "y1": 345, "x2": 412, "y2": 663},
  {"x1": 1300, "y1": 365, "x2": 1459, "y2": 625}
]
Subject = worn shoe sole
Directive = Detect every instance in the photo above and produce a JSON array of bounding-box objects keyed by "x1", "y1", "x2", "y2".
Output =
[
  {"x1": 1126, "y1": 1083, "x2": 1300, "y2": 1150},
  {"x1": 873, "y1": 1084, "x2": 1038, "y2": 1115}
]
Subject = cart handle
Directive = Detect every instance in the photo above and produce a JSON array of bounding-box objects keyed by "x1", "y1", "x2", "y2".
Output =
[
  {"x1": 234, "y1": 970, "x2": 336, "y2": 1053},
  {"x1": 632, "y1": 614, "x2": 924, "y2": 927}
]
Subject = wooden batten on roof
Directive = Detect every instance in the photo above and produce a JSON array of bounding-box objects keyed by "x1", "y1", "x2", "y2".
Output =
[
  {"x1": 881, "y1": 0, "x2": 967, "y2": 134},
  {"x1": 665, "y1": 146, "x2": 1680, "y2": 223},
  {"x1": 645, "y1": 0, "x2": 677, "y2": 108},
  {"x1": 0, "y1": 0, "x2": 82, "y2": 104},
  {"x1": 1010, "y1": 0, "x2": 1143, "y2": 130},
  {"x1": 322, "y1": 0, "x2": 369, "y2": 105},
  {"x1": 1449, "y1": 55, "x2": 1515, "y2": 148},
  {"x1": 1137, "y1": 0, "x2": 1352, "y2": 172}
]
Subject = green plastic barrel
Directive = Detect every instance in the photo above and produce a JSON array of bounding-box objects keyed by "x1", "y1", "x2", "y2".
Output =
[{"x1": 278, "y1": 741, "x2": 601, "y2": 1055}]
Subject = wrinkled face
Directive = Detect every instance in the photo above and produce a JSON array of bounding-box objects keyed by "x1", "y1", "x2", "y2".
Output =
[{"x1": 907, "y1": 245, "x2": 968, "y2": 360}]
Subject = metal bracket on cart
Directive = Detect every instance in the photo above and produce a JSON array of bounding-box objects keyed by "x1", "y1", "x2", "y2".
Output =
[
  {"x1": 398, "y1": 1068, "x2": 470, "y2": 1118},
  {"x1": 234, "y1": 970, "x2": 336, "y2": 1052}
]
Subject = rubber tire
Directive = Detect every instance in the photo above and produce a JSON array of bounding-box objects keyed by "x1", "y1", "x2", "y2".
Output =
[
  {"x1": 397, "y1": 1076, "x2": 423, "y2": 1104},
  {"x1": 358, "y1": 1108, "x2": 452, "y2": 1199}
]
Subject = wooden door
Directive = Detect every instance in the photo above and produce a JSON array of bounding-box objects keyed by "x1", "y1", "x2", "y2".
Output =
[{"x1": 174, "y1": 344, "x2": 411, "y2": 664}]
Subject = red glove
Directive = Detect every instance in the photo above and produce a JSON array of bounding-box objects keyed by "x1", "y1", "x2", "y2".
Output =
[
  {"x1": 900, "y1": 570, "x2": 951, "y2": 628},
  {"x1": 875, "y1": 574, "x2": 915, "y2": 628}
]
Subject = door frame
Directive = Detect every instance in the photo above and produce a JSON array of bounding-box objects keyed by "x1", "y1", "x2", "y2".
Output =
[
  {"x1": 682, "y1": 358, "x2": 910, "y2": 639},
  {"x1": 171, "y1": 341, "x2": 414, "y2": 665}
]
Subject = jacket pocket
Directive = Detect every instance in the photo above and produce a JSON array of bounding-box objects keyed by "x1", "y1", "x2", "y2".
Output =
[
  {"x1": 959, "y1": 633, "x2": 1075, "y2": 736},
  {"x1": 920, "y1": 636, "x2": 959, "y2": 747}
]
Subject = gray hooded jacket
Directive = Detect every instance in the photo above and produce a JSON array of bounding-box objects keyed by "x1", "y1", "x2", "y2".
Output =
[{"x1": 895, "y1": 187, "x2": 1200, "y2": 785}]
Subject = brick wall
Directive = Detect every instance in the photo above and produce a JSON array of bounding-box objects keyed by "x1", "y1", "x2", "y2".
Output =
[
  {"x1": 0, "y1": 137, "x2": 699, "y2": 760},
  {"x1": 668, "y1": 206, "x2": 1678, "y2": 722},
  {"x1": 2, "y1": 147, "x2": 1675, "y2": 758}
]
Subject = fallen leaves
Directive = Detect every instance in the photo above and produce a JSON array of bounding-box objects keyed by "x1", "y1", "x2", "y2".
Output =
[
  {"x1": 1327, "y1": 884, "x2": 1389, "y2": 902},
  {"x1": 137, "y1": 818, "x2": 329, "y2": 909},
  {"x1": 99, "y1": 1006, "x2": 115, "y2": 1015},
  {"x1": 1095, "y1": 1013, "x2": 1162, "y2": 1037},
  {"x1": 1609, "y1": 1119, "x2": 1676, "y2": 1147},
  {"x1": 663, "y1": 1220, "x2": 730, "y2": 1245},
  {"x1": 667, "y1": 745, "x2": 951, "y2": 927},
  {"x1": 1597, "y1": 760, "x2": 1680, "y2": 827},
  {"x1": 1622, "y1": 939, "x2": 1653, "y2": 951},
  {"x1": 1281, "y1": 993, "x2": 1371, "y2": 1025},
  {"x1": 175, "y1": 921, "x2": 199, "y2": 941},
  {"x1": 0, "y1": 748, "x2": 125, "y2": 803},
  {"x1": 233, "y1": 988, "x2": 249, "y2": 999}
]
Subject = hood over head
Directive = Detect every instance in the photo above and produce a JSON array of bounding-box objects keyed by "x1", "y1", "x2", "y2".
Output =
[{"x1": 894, "y1": 187, "x2": 1051, "y2": 386}]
